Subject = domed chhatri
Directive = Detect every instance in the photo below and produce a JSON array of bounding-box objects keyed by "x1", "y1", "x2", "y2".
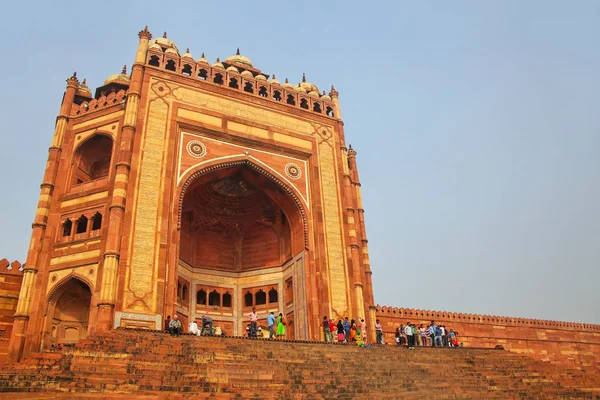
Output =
[
  {"x1": 298, "y1": 73, "x2": 319, "y2": 94},
  {"x1": 225, "y1": 48, "x2": 253, "y2": 68},
  {"x1": 76, "y1": 78, "x2": 92, "y2": 98},
  {"x1": 103, "y1": 65, "x2": 130, "y2": 86},
  {"x1": 181, "y1": 48, "x2": 194, "y2": 60},
  {"x1": 149, "y1": 31, "x2": 179, "y2": 52},
  {"x1": 196, "y1": 52, "x2": 209, "y2": 64}
]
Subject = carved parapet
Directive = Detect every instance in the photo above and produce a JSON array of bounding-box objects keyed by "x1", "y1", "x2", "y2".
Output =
[
  {"x1": 0, "y1": 259, "x2": 24, "y2": 275},
  {"x1": 70, "y1": 89, "x2": 127, "y2": 117},
  {"x1": 143, "y1": 50, "x2": 338, "y2": 119},
  {"x1": 374, "y1": 305, "x2": 600, "y2": 331}
]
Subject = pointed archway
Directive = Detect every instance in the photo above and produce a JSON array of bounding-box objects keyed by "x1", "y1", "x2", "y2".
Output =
[{"x1": 44, "y1": 277, "x2": 92, "y2": 348}]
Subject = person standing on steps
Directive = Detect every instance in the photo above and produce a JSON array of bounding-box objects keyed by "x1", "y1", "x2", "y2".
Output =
[
  {"x1": 169, "y1": 315, "x2": 182, "y2": 337},
  {"x1": 267, "y1": 311, "x2": 276, "y2": 339},
  {"x1": 337, "y1": 320, "x2": 345, "y2": 342},
  {"x1": 248, "y1": 308, "x2": 258, "y2": 338},
  {"x1": 428, "y1": 321, "x2": 436, "y2": 347},
  {"x1": 164, "y1": 315, "x2": 171, "y2": 332},
  {"x1": 276, "y1": 313, "x2": 286, "y2": 340},
  {"x1": 329, "y1": 319, "x2": 336, "y2": 342},
  {"x1": 201, "y1": 314, "x2": 213, "y2": 336},
  {"x1": 350, "y1": 319, "x2": 358, "y2": 343},
  {"x1": 375, "y1": 319, "x2": 383, "y2": 344},
  {"x1": 323, "y1": 316, "x2": 331, "y2": 342},
  {"x1": 359, "y1": 318, "x2": 367, "y2": 342},
  {"x1": 343, "y1": 317, "x2": 350, "y2": 342},
  {"x1": 404, "y1": 322, "x2": 413, "y2": 349}
]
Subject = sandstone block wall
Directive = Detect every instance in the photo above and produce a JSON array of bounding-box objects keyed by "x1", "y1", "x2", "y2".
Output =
[
  {"x1": 0, "y1": 260, "x2": 23, "y2": 364},
  {"x1": 375, "y1": 305, "x2": 600, "y2": 370}
]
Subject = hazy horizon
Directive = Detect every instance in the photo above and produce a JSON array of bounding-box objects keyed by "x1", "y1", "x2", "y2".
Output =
[{"x1": 0, "y1": 1, "x2": 598, "y2": 324}]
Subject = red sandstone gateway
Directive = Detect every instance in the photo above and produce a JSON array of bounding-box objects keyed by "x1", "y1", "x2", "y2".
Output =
[{"x1": 1, "y1": 27, "x2": 599, "y2": 380}]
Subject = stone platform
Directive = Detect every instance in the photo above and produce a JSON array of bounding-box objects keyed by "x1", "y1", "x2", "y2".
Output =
[{"x1": 0, "y1": 329, "x2": 599, "y2": 399}]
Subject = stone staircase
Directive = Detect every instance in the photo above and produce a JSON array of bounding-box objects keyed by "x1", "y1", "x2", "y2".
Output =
[{"x1": 0, "y1": 329, "x2": 599, "y2": 399}]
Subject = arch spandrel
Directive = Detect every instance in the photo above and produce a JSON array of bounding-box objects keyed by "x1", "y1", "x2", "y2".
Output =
[{"x1": 177, "y1": 132, "x2": 310, "y2": 208}]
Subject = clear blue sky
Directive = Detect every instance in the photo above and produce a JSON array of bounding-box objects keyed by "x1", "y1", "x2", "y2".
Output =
[{"x1": 0, "y1": 1, "x2": 598, "y2": 324}]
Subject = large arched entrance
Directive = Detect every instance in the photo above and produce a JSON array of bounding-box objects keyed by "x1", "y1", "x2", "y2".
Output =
[
  {"x1": 43, "y1": 278, "x2": 92, "y2": 348},
  {"x1": 176, "y1": 163, "x2": 308, "y2": 338}
]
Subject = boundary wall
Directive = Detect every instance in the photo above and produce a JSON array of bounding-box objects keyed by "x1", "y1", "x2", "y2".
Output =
[{"x1": 375, "y1": 305, "x2": 600, "y2": 370}]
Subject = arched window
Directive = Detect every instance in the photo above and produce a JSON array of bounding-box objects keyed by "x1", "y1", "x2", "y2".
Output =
[
  {"x1": 268, "y1": 288, "x2": 278, "y2": 303},
  {"x1": 223, "y1": 292, "x2": 232, "y2": 308},
  {"x1": 214, "y1": 73, "x2": 224, "y2": 85},
  {"x1": 244, "y1": 291, "x2": 253, "y2": 307},
  {"x1": 165, "y1": 59, "x2": 176, "y2": 71},
  {"x1": 286, "y1": 94, "x2": 295, "y2": 105},
  {"x1": 255, "y1": 290, "x2": 266, "y2": 305},
  {"x1": 209, "y1": 290, "x2": 220, "y2": 306},
  {"x1": 177, "y1": 282, "x2": 182, "y2": 299},
  {"x1": 197, "y1": 289, "x2": 207, "y2": 305},
  {"x1": 149, "y1": 55, "x2": 160, "y2": 67},
  {"x1": 72, "y1": 135, "x2": 113, "y2": 185},
  {"x1": 244, "y1": 82, "x2": 254, "y2": 93},
  {"x1": 91, "y1": 212, "x2": 102, "y2": 231},
  {"x1": 62, "y1": 219, "x2": 72, "y2": 237},
  {"x1": 198, "y1": 69, "x2": 208, "y2": 80},
  {"x1": 182, "y1": 64, "x2": 192, "y2": 76},
  {"x1": 300, "y1": 98, "x2": 309, "y2": 109},
  {"x1": 313, "y1": 102, "x2": 322, "y2": 113},
  {"x1": 229, "y1": 78, "x2": 239, "y2": 89},
  {"x1": 273, "y1": 90, "x2": 282, "y2": 101},
  {"x1": 76, "y1": 215, "x2": 88, "y2": 234},
  {"x1": 326, "y1": 106, "x2": 334, "y2": 117},
  {"x1": 258, "y1": 86, "x2": 268, "y2": 97},
  {"x1": 182, "y1": 284, "x2": 188, "y2": 301}
]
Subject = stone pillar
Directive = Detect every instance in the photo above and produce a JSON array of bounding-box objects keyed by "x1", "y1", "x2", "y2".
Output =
[
  {"x1": 97, "y1": 26, "x2": 152, "y2": 332},
  {"x1": 347, "y1": 146, "x2": 376, "y2": 342},
  {"x1": 8, "y1": 73, "x2": 79, "y2": 362},
  {"x1": 344, "y1": 146, "x2": 365, "y2": 321},
  {"x1": 329, "y1": 86, "x2": 341, "y2": 119}
]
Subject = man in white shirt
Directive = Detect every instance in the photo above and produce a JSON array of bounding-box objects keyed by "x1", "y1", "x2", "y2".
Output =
[
  {"x1": 404, "y1": 322, "x2": 414, "y2": 349},
  {"x1": 188, "y1": 320, "x2": 200, "y2": 336}
]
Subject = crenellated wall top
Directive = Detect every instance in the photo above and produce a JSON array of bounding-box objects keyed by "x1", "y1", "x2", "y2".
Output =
[
  {"x1": 0, "y1": 258, "x2": 24, "y2": 275},
  {"x1": 374, "y1": 304, "x2": 600, "y2": 332}
]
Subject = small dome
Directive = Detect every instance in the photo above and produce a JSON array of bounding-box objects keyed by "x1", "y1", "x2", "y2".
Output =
[
  {"x1": 298, "y1": 73, "x2": 318, "y2": 94},
  {"x1": 149, "y1": 32, "x2": 179, "y2": 52},
  {"x1": 268, "y1": 74, "x2": 280, "y2": 85},
  {"x1": 148, "y1": 42, "x2": 162, "y2": 51},
  {"x1": 181, "y1": 48, "x2": 194, "y2": 60},
  {"x1": 104, "y1": 65, "x2": 130, "y2": 86},
  {"x1": 241, "y1": 70, "x2": 253, "y2": 78},
  {"x1": 294, "y1": 84, "x2": 305, "y2": 92},
  {"x1": 226, "y1": 65, "x2": 239, "y2": 73},
  {"x1": 282, "y1": 78, "x2": 293, "y2": 88},
  {"x1": 308, "y1": 90, "x2": 320, "y2": 98},
  {"x1": 212, "y1": 58, "x2": 224, "y2": 69},
  {"x1": 196, "y1": 52, "x2": 208, "y2": 64},
  {"x1": 321, "y1": 90, "x2": 331, "y2": 100},
  {"x1": 225, "y1": 48, "x2": 253, "y2": 67},
  {"x1": 165, "y1": 47, "x2": 179, "y2": 56},
  {"x1": 255, "y1": 74, "x2": 266, "y2": 81},
  {"x1": 76, "y1": 79, "x2": 92, "y2": 97}
]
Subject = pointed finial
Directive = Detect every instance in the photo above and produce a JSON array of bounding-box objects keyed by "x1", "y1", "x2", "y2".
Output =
[
  {"x1": 82, "y1": 78, "x2": 87, "y2": 85},
  {"x1": 216, "y1": 57, "x2": 221, "y2": 62},
  {"x1": 302, "y1": 73, "x2": 306, "y2": 83},
  {"x1": 236, "y1": 47, "x2": 240, "y2": 55},
  {"x1": 349, "y1": 144, "x2": 352, "y2": 149},
  {"x1": 285, "y1": 78, "x2": 289, "y2": 83},
  {"x1": 329, "y1": 85, "x2": 339, "y2": 98},
  {"x1": 122, "y1": 65, "x2": 127, "y2": 74},
  {"x1": 272, "y1": 74, "x2": 276, "y2": 79},
  {"x1": 323, "y1": 90, "x2": 326, "y2": 95},
  {"x1": 138, "y1": 25, "x2": 152, "y2": 40},
  {"x1": 186, "y1": 48, "x2": 190, "y2": 53},
  {"x1": 67, "y1": 71, "x2": 79, "y2": 85},
  {"x1": 201, "y1": 52, "x2": 205, "y2": 58}
]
